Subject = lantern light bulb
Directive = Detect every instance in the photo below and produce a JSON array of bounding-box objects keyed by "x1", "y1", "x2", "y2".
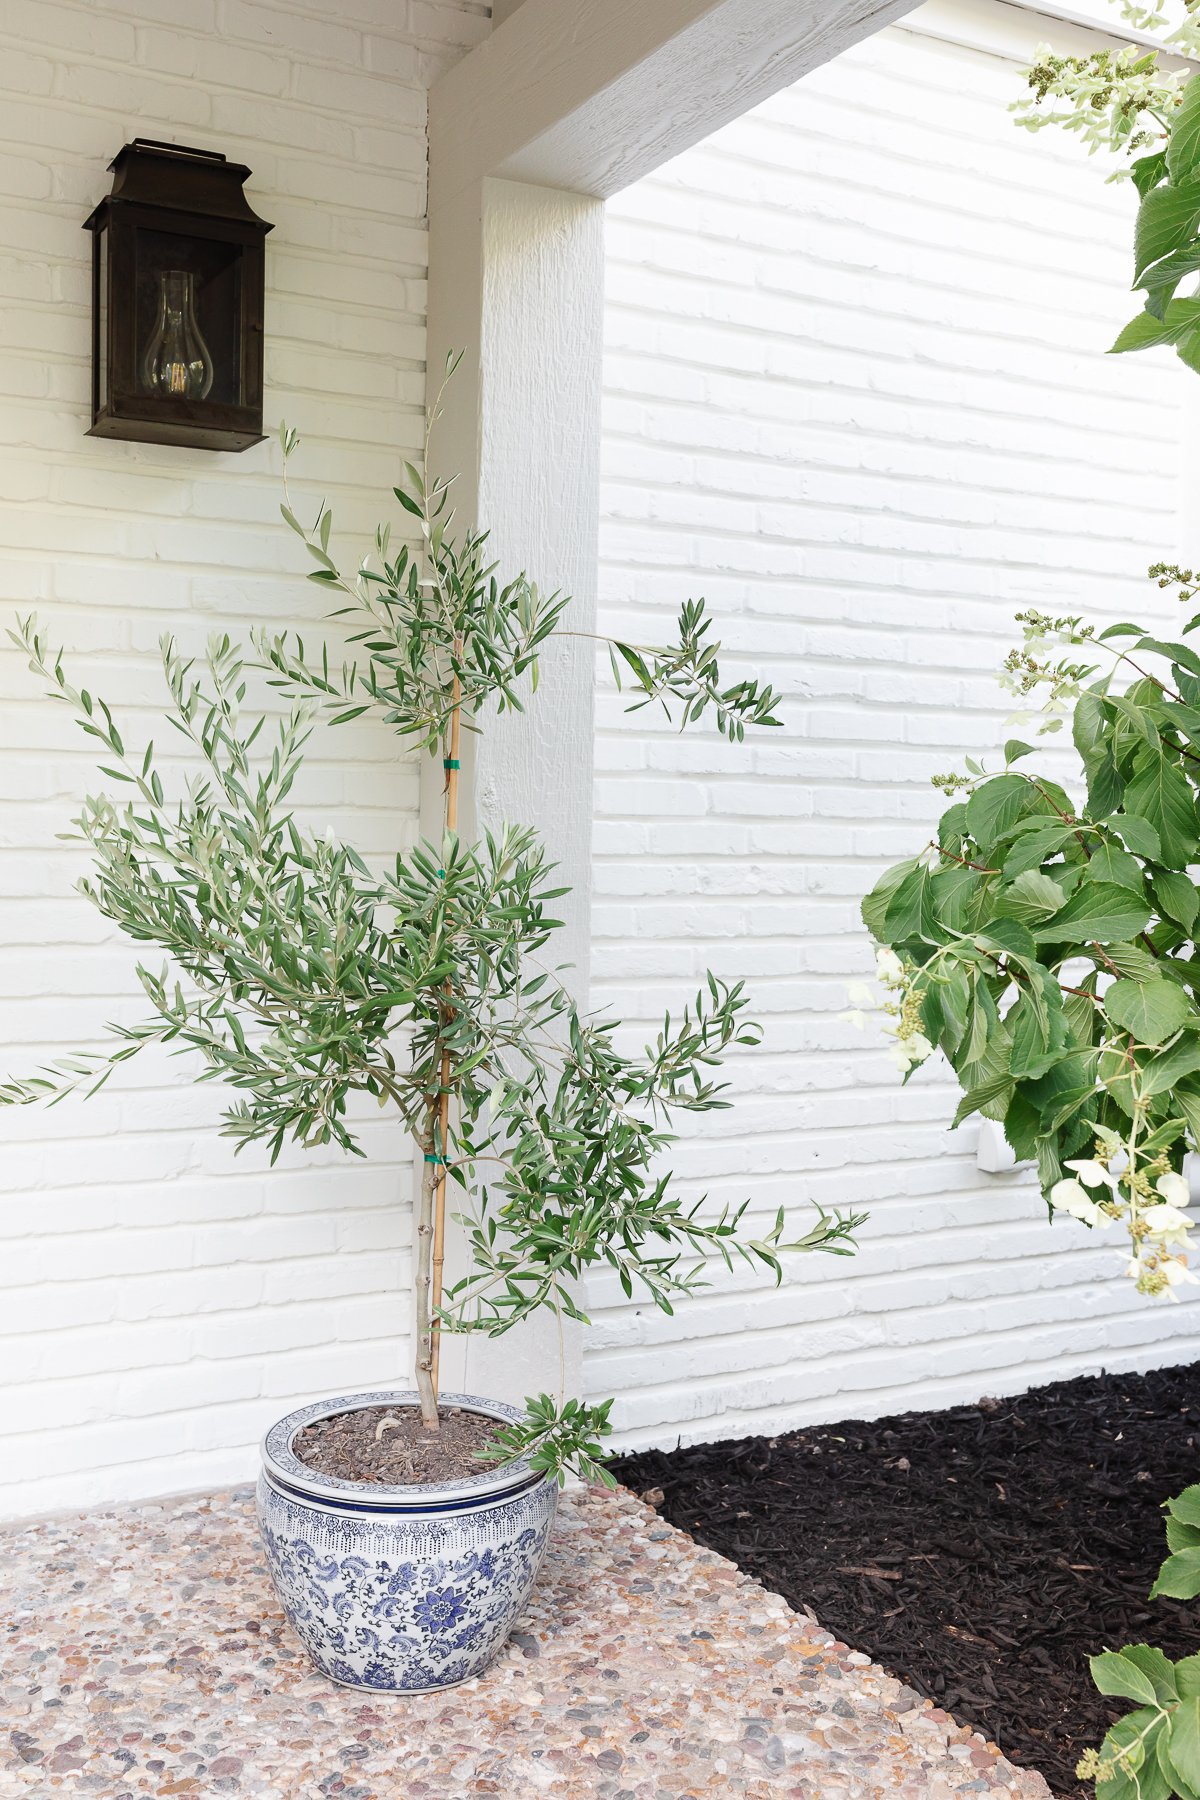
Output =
[{"x1": 140, "y1": 269, "x2": 213, "y2": 402}]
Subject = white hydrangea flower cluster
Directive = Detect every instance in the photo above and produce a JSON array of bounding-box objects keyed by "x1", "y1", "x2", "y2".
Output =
[
  {"x1": 844, "y1": 948, "x2": 933, "y2": 1075},
  {"x1": 1118, "y1": 0, "x2": 1200, "y2": 51},
  {"x1": 1014, "y1": 37, "x2": 1194, "y2": 169},
  {"x1": 999, "y1": 610, "x2": 1098, "y2": 734},
  {"x1": 1050, "y1": 1122, "x2": 1198, "y2": 1299}
]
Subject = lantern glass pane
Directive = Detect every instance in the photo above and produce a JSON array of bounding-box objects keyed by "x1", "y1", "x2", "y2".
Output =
[{"x1": 133, "y1": 227, "x2": 242, "y2": 406}]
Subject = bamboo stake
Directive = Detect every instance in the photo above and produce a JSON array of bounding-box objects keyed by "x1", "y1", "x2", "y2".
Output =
[
  {"x1": 430, "y1": 655, "x2": 462, "y2": 1400},
  {"x1": 414, "y1": 1119, "x2": 439, "y2": 1429}
]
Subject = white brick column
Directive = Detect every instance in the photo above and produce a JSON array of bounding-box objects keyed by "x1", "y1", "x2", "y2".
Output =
[{"x1": 422, "y1": 175, "x2": 604, "y2": 1404}]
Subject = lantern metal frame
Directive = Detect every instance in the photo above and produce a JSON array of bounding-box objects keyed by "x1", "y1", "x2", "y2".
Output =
[{"x1": 83, "y1": 139, "x2": 273, "y2": 452}]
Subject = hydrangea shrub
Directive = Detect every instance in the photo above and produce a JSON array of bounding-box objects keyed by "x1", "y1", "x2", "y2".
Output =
[{"x1": 861, "y1": 587, "x2": 1200, "y2": 1300}]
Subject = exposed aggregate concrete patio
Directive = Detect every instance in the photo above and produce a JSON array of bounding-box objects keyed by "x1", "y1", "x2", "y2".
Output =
[{"x1": 0, "y1": 1483, "x2": 1053, "y2": 1799}]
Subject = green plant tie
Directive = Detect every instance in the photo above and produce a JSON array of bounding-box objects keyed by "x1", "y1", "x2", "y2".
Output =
[
  {"x1": 443, "y1": 758, "x2": 460, "y2": 770},
  {"x1": 423, "y1": 1153, "x2": 445, "y2": 1165}
]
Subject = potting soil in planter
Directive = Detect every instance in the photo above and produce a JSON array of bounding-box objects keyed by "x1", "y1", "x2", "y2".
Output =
[{"x1": 293, "y1": 1403, "x2": 501, "y2": 1485}]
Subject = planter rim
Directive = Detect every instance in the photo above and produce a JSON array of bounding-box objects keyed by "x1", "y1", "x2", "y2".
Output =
[{"x1": 260, "y1": 1388, "x2": 536, "y2": 1507}]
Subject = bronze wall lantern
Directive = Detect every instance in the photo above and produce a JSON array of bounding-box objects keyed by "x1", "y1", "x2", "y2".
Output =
[{"x1": 83, "y1": 139, "x2": 273, "y2": 452}]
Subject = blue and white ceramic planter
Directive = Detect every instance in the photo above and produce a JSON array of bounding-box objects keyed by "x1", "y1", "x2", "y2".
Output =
[{"x1": 257, "y1": 1389, "x2": 557, "y2": 1693}]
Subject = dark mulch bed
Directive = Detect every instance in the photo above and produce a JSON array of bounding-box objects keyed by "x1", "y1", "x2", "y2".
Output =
[{"x1": 612, "y1": 1362, "x2": 1200, "y2": 1798}]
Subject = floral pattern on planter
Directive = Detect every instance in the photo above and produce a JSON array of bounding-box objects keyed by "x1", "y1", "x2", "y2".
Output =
[{"x1": 256, "y1": 1471, "x2": 557, "y2": 1692}]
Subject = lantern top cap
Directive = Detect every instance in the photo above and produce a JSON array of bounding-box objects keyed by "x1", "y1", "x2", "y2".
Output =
[{"x1": 84, "y1": 138, "x2": 272, "y2": 233}]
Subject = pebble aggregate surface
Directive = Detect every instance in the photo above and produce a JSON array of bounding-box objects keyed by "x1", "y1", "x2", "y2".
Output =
[{"x1": 0, "y1": 1483, "x2": 1053, "y2": 1799}]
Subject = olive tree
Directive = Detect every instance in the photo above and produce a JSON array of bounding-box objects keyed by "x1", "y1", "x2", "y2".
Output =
[{"x1": 2, "y1": 362, "x2": 860, "y2": 1485}]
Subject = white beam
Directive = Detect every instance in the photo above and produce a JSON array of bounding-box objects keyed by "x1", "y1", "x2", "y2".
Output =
[
  {"x1": 422, "y1": 177, "x2": 604, "y2": 1407},
  {"x1": 900, "y1": 0, "x2": 1200, "y2": 68},
  {"x1": 422, "y1": 0, "x2": 914, "y2": 1414},
  {"x1": 425, "y1": 178, "x2": 601, "y2": 1000},
  {"x1": 430, "y1": 0, "x2": 923, "y2": 209}
]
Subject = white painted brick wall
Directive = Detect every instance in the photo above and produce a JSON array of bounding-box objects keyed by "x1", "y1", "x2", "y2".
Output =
[
  {"x1": 588, "y1": 15, "x2": 1200, "y2": 1452},
  {"x1": 0, "y1": 0, "x2": 488, "y2": 1520}
]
